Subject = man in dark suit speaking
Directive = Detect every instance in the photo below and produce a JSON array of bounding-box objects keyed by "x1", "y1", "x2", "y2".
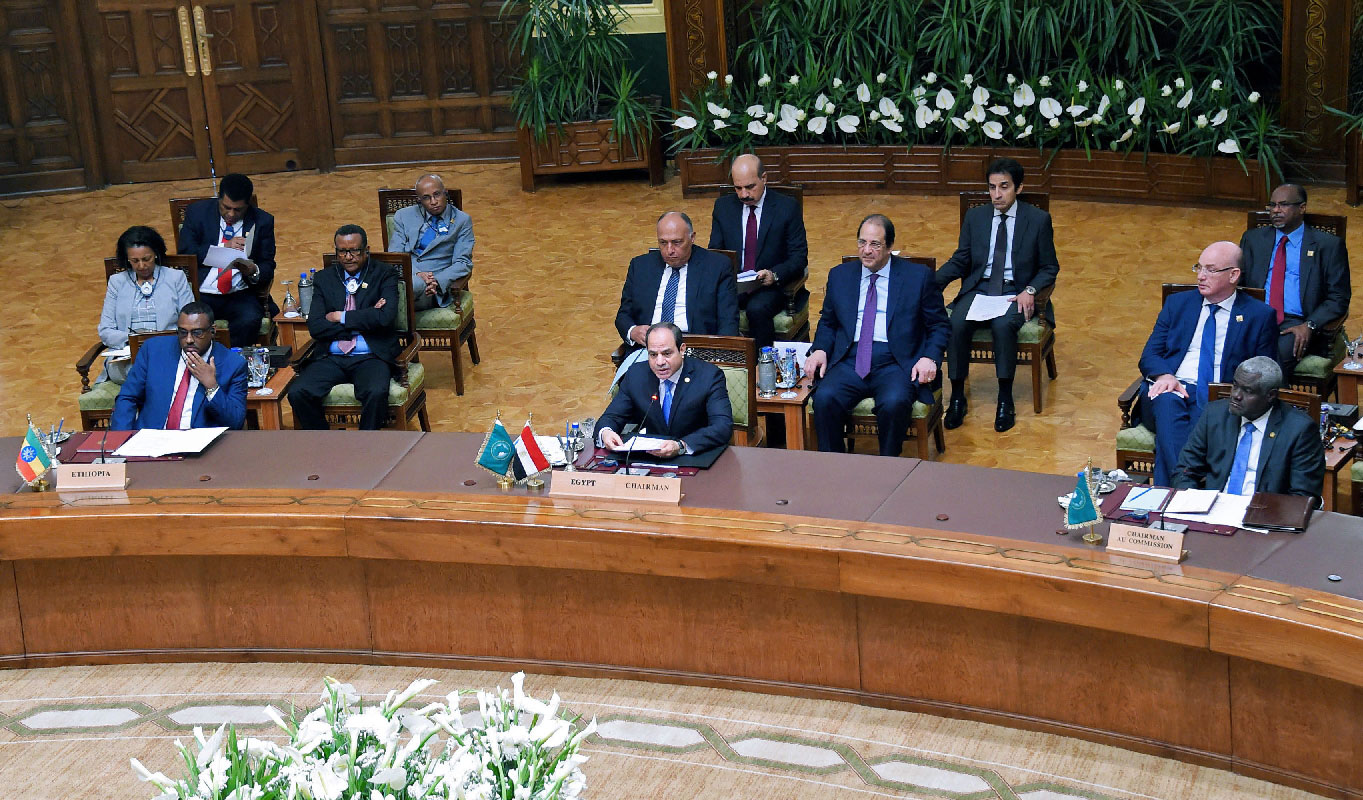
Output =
[
  {"x1": 936, "y1": 157, "x2": 1059, "y2": 432},
  {"x1": 1238, "y1": 183, "x2": 1350, "y2": 376},
  {"x1": 598, "y1": 323, "x2": 733, "y2": 459},
  {"x1": 615, "y1": 212, "x2": 739, "y2": 351},
  {"x1": 707, "y1": 154, "x2": 808, "y2": 349},
  {"x1": 1174, "y1": 356, "x2": 1324, "y2": 498},
  {"x1": 805, "y1": 214, "x2": 950, "y2": 457}
]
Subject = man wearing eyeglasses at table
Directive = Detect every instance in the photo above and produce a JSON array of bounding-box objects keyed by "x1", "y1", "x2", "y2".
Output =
[
  {"x1": 1137, "y1": 241, "x2": 1277, "y2": 486},
  {"x1": 288, "y1": 225, "x2": 400, "y2": 431},
  {"x1": 1238, "y1": 183, "x2": 1350, "y2": 377},
  {"x1": 111, "y1": 301, "x2": 248, "y2": 431}
]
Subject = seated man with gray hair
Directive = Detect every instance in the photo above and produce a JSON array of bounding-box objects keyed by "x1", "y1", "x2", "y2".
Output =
[
  {"x1": 388, "y1": 173, "x2": 474, "y2": 310},
  {"x1": 1173, "y1": 356, "x2": 1325, "y2": 498}
]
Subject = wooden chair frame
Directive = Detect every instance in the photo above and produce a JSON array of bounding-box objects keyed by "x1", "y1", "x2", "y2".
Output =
[
  {"x1": 169, "y1": 195, "x2": 275, "y2": 346},
  {"x1": 376, "y1": 187, "x2": 479, "y2": 395},
  {"x1": 683, "y1": 334, "x2": 761, "y2": 447},
  {"x1": 295, "y1": 252, "x2": 430, "y2": 431}
]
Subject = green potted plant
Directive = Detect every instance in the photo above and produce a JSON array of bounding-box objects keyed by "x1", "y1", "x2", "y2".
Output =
[{"x1": 503, "y1": 0, "x2": 663, "y2": 191}]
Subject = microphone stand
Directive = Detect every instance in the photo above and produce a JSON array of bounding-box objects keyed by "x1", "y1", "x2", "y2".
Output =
[{"x1": 622, "y1": 393, "x2": 658, "y2": 475}]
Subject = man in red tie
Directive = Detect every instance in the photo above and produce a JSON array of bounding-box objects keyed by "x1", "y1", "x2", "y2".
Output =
[
  {"x1": 706, "y1": 154, "x2": 808, "y2": 349},
  {"x1": 288, "y1": 225, "x2": 401, "y2": 431},
  {"x1": 111, "y1": 302, "x2": 249, "y2": 430},
  {"x1": 1237, "y1": 183, "x2": 1351, "y2": 377}
]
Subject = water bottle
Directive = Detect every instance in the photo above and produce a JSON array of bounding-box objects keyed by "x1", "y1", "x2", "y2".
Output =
[
  {"x1": 297, "y1": 271, "x2": 314, "y2": 319},
  {"x1": 757, "y1": 346, "x2": 777, "y2": 396},
  {"x1": 778, "y1": 347, "x2": 797, "y2": 388}
]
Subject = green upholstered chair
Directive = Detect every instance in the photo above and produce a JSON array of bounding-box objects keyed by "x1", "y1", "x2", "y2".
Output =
[
  {"x1": 800, "y1": 390, "x2": 945, "y2": 460},
  {"x1": 1351, "y1": 460, "x2": 1362, "y2": 516},
  {"x1": 169, "y1": 196, "x2": 275, "y2": 345},
  {"x1": 78, "y1": 327, "x2": 230, "y2": 431},
  {"x1": 683, "y1": 334, "x2": 761, "y2": 446},
  {"x1": 1244, "y1": 211, "x2": 1349, "y2": 401},
  {"x1": 76, "y1": 254, "x2": 202, "y2": 430},
  {"x1": 294, "y1": 252, "x2": 431, "y2": 431},
  {"x1": 378, "y1": 187, "x2": 480, "y2": 396},
  {"x1": 726, "y1": 184, "x2": 811, "y2": 342},
  {"x1": 953, "y1": 191, "x2": 1058, "y2": 413}
]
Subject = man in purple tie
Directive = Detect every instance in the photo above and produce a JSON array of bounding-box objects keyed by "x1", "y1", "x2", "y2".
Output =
[
  {"x1": 288, "y1": 225, "x2": 401, "y2": 430},
  {"x1": 707, "y1": 154, "x2": 808, "y2": 349},
  {"x1": 805, "y1": 215, "x2": 951, "y2": 456}
]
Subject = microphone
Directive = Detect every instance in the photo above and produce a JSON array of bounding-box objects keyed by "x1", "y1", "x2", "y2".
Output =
[
  {"x1": 97, "y1": 429, "x2": 108, "y2": 464},
  {"x1": 622, "y1": 393, "x2": 659, "y2": 475}
]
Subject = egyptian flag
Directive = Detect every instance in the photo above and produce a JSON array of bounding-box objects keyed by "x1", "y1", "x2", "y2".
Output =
[{"x1": 512, "y1": 419, "x2": 551, "y2": 482}]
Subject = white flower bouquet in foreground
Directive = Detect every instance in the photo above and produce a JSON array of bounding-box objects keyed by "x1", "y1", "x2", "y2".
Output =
[{"x1": 130, "y1": 673, "x2": 596, "y2": 800}]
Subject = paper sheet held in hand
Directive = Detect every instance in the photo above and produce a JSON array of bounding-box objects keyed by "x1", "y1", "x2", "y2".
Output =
[
  {"x1": 203, "y1": 245, "x2": 243, "y2": 269},
  {"x1": 611, "y1": 435, "x2": 673, "y2": 452},
  {"x1": 964, "y1": 294, "x2": 1015, "y2": 321}
]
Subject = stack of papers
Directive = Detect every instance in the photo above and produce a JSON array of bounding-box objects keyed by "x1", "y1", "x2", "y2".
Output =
[
  {"x1": 1119, "y1": 487, "x2": 1169, "y2": 512},
  {"x1": 113, "y1": 427, "x2": 227, "y2": 458},
  {"x1": 533, "y1": 436, "x2": 569, "y2": 466},
  {"x1": 1164, "y1": 489, "x2": 1218, "y2": 514},
  {"x1": 736, "y1": 270, "x2": 759, "y2": 283},
  {"x1": 1163, "y1": 490, "x2": 1251, "y2": 528}
]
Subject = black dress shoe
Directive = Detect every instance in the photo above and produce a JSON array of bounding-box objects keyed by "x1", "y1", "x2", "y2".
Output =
[
  {"x1": 994, "y1": 400, "x2": 1016, "y2": 432},
  {"x1": 944, "y1": 396, "x2": 968, "y2": 429}
]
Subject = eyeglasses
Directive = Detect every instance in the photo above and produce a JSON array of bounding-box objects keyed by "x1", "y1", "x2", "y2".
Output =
[
  {"x1": 856, "y1": 239, "x2": 886, "y2": 252},
  {"x1": 177, "y1": 327, "x2": 213, "y2": 339},
  {"x1": 1191, "y1": 264, "x2": 1237, "y2": 275},
  {"x1": 418, "y1": 190, "x2": 446, "y2": 202},
  {"x1": 335, "y1": 248, "x2": 365, "y2": 257},
  {"x1": 1264, "y1": 201, "x2": 1304, "y2": 210}
]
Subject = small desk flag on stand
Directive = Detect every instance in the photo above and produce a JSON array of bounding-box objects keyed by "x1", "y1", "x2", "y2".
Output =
[
  {"x1": 1066, "y1": 470, "x2": 1101, "y2": 531},
  {"x1": 476, "y1": 416, "x2": 516, "y2": 478},
  {"x1": 16, "y1": 422, "x2": 52, "y2": 484},
  {"x1": 512, "y1": 418, "x2": 551, "y2": 484}
]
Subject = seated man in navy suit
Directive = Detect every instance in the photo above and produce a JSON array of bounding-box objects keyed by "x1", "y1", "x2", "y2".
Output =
[
  {"x1": 111, "y1": 301, "x2": 249, "y2": 431},
  {"x1": 598, "y1": 323, "x2": 733, "y2": 459},
  {"x1": 1139, "y1": 241, "x2": 1278, "y2": 486},
  {"x1": 1174, "y1": 356, "x2": 1324, "y2": 498},
  {"x1": 707, "y1": 154, "x2": 808, "y2": 349},
  {"x1": 1238, "y1": 183, "x2": 1350, "y2": 376},
  {"x1": 388, "y1": 173, "x2": 475, "y2": 311},
  {"x1": 176, "y1": 173, "x2": 276, "y2": 347},
  {"x1": 937, "y1": 158, "x2": 1060, "y2": 433},
  {"x1": 615, "y1": 212, "x2": 739, "y2": 352},
  {"x1": 805, "y1": 214, "x2": 951, "y2": 457}
]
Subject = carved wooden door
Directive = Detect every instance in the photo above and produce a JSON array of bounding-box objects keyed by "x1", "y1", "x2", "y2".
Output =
[{"x1": 82, "y1": 1, "x2": 317, "y2": 183}]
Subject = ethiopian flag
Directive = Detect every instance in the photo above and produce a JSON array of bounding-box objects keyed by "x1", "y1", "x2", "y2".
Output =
[
  {"x1": 15, "y1": 424, "x2": 51, "y2": 483},
  {"x1": 476, "y1": 418, "x2": 516, "y2": 477}
]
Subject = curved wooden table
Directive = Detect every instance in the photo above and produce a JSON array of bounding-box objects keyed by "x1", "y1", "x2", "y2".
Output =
[{"x1": 3, "y1": 432, "x2": 1362, "y2": 798}]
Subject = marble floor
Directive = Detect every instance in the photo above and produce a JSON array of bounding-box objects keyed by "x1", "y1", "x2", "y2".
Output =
[{"x1": 1, "y1": 162, "x2": 1359, "y2": 478}]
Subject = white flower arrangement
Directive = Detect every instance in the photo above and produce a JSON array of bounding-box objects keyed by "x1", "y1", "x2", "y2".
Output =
[{"x1": 131, "y1": 675, "x2": 595, "y2": 800}]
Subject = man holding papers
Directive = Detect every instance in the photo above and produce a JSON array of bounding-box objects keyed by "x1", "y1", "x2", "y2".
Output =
[
  {"x1": 1173, "y1": 356, "x2": 1324, "y2": 497},
  {"x1": 111, "y1": 302, "x2": 248, "y2": 431},
  {"x1": 598, "y1": 323, "x2": 732, "y2": 459}
]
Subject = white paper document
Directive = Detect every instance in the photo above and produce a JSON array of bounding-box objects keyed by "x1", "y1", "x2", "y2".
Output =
[
  {"x1": 534, "y1": 435, "x2": 569, "y2": 466},
  {"x1": 1119, "y1": 487, "x2": 1170, "y2": 512},
  {"x1": 736, "y1": 270, "x2": 760, "y2": 283},
  {"x1": 964, "y1": 294, "x2": 1015, "y2": 321},
  {"x1": 1164, "y1": 489, "x2": 1219, "y2": 514},
  {"x1": 611, "y1": 435, "x2": 674, "y2": 452},
  {"x1": 773, "y1": 340, "x2": 812, "y2": 364},
  {"x1": 113, "y1": 427, "x2": 227, "y2": 458},
  {"x1": 202, "y1": 245, "x2": 243, "y2": 269},
  {"x1": 102, "y1": 346, "x2": 131, "y2": 359},
  {"x1": 1163, "y1": 491, "x2": 1252, "y2": 528}
]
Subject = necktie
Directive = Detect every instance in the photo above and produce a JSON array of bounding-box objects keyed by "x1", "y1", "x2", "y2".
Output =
[
  {"x1": 988, "y1": 213, "x2": 1007, "y2": 295},
  {"x1": 165, "y1": 364, "x2": 193, "y2": 430},
  {"x1": 1225, "y1": 422, "x2": 1256, "y2": 495},
  {"x1": 743, "y1": 206, "x2": 758, "y2": 271},
  {"x1": 855, "y1": 272, "x2": 880, "y2": 379},
  {"x1": 661, "y1": 380, "x2": 673, "y2": 425},
  {"x1": 337, "y1": 291, "x2": 358, "y2": 354},
  {"x1": 414, "y1": 215, "x2": 441, "y2": 255},
  {"x1": 217, "y1": 222, "x2": 236, "y2": 294},
  {"x1": 1196, "y1": 304, "x2": 1219, "y2": 408},
  {"x1": 660, "y1": 266, "x2": 680, "y2": 324},
  {"x1": 1268, "y1": 235, "x2": 1287, "y2": 324}
]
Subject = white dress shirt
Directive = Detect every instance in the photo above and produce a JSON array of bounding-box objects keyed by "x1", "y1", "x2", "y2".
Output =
[
  {"x1": 1175, "y1": 295, "x2": 1235, "y2": 385},
  {"x1": 982, "y1": 201, "x2": 1017, "y2": 284},
  {"x1": 199, "y1": 218, "x2": 249, "y2": 295},
  {"x1": 853, "y1": 264, "x2": 891, "y2": 343},
  {"x1": 649, "y1": 262, "x2": 689, "y2": 331}
]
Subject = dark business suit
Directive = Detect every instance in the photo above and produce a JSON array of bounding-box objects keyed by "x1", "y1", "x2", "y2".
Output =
[
  {"x1": 177, "y1": 199, "x2": 277, "y2": 347},
  {"x1": 936, "y1": 201, "x2": 1059, "y2": 381},
  {"x1": 708, "y1": 190, "x2": 809, "y2": 348},
  {"x1": 810, "y1": 256, "x2": 951, "y2": 456},
  {"x1": 1174, "y1": 398, "x2": 1325, "y2": 497},
  {"x1": 1138, "y1": 289, "x2": 1278, "y2": 485},
  {"x1": 614, "y1": 247, "x2": 740, "y2": 343},
  {"x1": 598, "y1": 356, "x2": 733, "y2": 457},
  {"x1": 111, "y1": 337, "x2": 248, "y2": 431},
  {"x1": 1238, "y1": 224, "x2": 1350, "y2": 373},
  {"x1": 288, "y1": 260, "x2": 400, "y2": 430}
]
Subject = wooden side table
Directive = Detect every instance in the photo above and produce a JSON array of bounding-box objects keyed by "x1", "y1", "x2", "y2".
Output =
[
  {"x1": 1334, "y1": 357, "x2": 1363, "y2": 404},
  {"x1": 247, "y1": 366, "x2": 295, "y2": 431},
  {"x1": 273, "y1": 313, "x2": 309, "y2": 354},
  {"x1": 1323, "y1": 438, "x2": 1357, "y2": 513},
  {"x1": 754, "y1": 379, "x2": 813, "y2": 450}
]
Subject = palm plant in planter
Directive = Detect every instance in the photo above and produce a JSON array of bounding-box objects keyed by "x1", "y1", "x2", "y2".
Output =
[{"x1": 504, "y1": 0, "x2": 662, "y2": 191}]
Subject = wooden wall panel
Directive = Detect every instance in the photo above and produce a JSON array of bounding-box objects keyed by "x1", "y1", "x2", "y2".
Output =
[{"x1": 1282, "y1": 0, "x2": 1354, "y2": 180}]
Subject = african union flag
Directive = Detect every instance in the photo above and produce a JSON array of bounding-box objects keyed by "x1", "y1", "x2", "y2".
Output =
[
  {"x1": 476, "y1": 418, "x2": 516, "y2": 478},
  {"x1": 15, "y1": 424, "x2": 51, "y2": 483}
]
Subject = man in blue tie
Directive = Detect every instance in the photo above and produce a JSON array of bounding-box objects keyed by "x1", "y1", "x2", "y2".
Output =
[
  {"x1": 388, "y1": 174, "x2": 475, "y2": 311},
  {"x1": 1173, "y1": 357, "x2": 1324, "y2": 498},
  {"x1": 1138, "y1": 241, "x2": 1278, "y2": 486}
]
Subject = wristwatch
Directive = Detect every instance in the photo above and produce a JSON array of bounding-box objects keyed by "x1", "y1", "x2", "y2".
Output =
[
  {"x1": 1306, "y1": 320, "x2": 1318, "y2": 331},
  {"x1": 1023, "y1": 285, "x2": 1037, "y2": 296}
]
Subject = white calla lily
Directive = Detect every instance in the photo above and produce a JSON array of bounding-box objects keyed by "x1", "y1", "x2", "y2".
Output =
[
  {"x1": 1038, "y1": 97, "x2": 1062, "y2": 119},
  {"x1": 672, "y1": 116, "x2": 697, "y2": 130},
  {"x1": 982, "y1": 120, "x2": 1003, "y2": 139},
  {"x1": 747, "y1": 120, "x2": 768, "y2": 135},
  {"x1": 915, "y1": 105, "x2": 935, "y2": 128},
  {"x1": 807, "y1": 116, "x2": 828, "y2": 134},
  {"x1": 880, "y1": 118, "x2": 903, "y2": 132},
  {"x1": 1159, "y1": 121, "x2": 1180, "y2": 134},
  {"x1": 951, "y1": 117, "x2": 968, "y2": 131},
  {"x1": 856, "y1": 83, "x2": 871, "y2": 102},
  {"x1": 972, "y1": 86, "x2": 989, "y2": 106},
  {"x1": 1127, "y1": 97, "x2": 1145, "y2": 117},
  {"x1": 836, "y1": 114, "x2": 860, "y2": 132},
  {"x1": 1211, "y1": 108, "x2": 1228, "y2": 126},
  {"x1": 1217, "y1": 138, "x2": 1240, "y2": 153},
  {"x1": 878, "y1": 97, "x2": 899, "y2": 117},
  {"x1": 746, "y1": 104, "x2": 765, "y2": 117},
  {"x1": 1013, "y1": 83, "x2": 1035, "y2": 106},
  {"x1": 1176, "y1": 89, "x2": 1193, "y2": 109},
  {"x1": 934, "y1": 87, "x2": 955, "y2": 109},
  {"x1": 1096, "y1": 94, "x2": 1110, "y2": 117},
  {"x1": 1067, "y1": 104, "x2": 1088, "y2": 118},
  {"x1": 964, "y1": 104, "x2": 985, "y2": 123}
]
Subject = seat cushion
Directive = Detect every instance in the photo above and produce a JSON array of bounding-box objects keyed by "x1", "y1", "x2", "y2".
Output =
[
  {"x1": 214, "y1": 316, "x2": 273, "y2": 336},
  {"x1": 78, "y1": 380, "x2": 120, "y2": 412},
  {"x1": 719, "y1": 365, "x2": 748, "y2": 426},
  {"x1": 1116, "y1": 424, "x2": 1156, "y2": 453},
  {"x1": 1294, "y1": 355, "x2": 1332, "y2": 381},
  {"x1": 415, "y1": 291, "x2": 475, "y2": 331},
  {"x1": 972, "y1": 317, "x2": 1049, "y2": 345},
  {"x1": 739, "y1": 295, "x2": 809, "y2": 337},
  {"x1": 322, "y1": 362, "x2": 425, "y2": 407},
  {"x1": 1352, "y1": 460, "x2": 1362, "y2": 482},
  {"x1": 841, "y1": 388, "x2": 940, "y2": 420},
  {"x1": 385, "y1": 213, "x2": 398, "y2": 249}
]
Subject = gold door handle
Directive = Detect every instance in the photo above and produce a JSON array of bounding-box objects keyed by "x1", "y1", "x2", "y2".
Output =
[
  {"x1": 192, "y1": 5, "x2": 213, "y2": 76},
  {"x1": 177, "y1": 6, "x2": 198, "y2": 77}
]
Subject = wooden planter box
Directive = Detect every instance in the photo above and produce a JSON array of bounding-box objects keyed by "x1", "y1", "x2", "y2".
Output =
[
  {"x1": 518, "y1": 119, "x2": 665, "y2": 192},
  {"x1": 677, "y1": 145, "x2": 1268, "y2": 207}
]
